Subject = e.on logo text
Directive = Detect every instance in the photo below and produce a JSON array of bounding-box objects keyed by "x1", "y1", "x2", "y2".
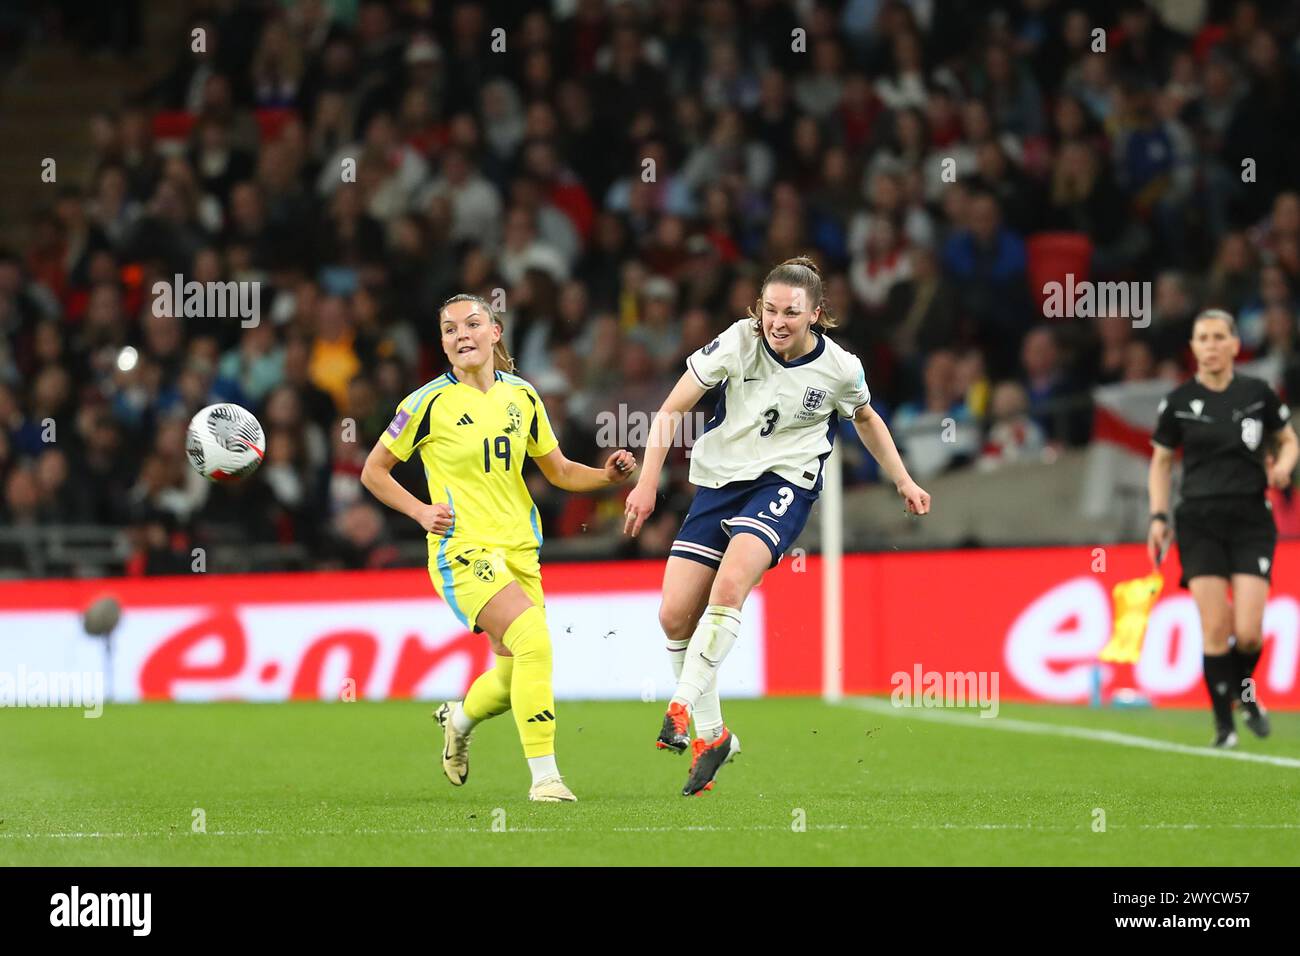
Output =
[
  {"x1": 137, "y1": 607, "x2": 492, "y2": 701},
  {"x1": 1004, "y1": 577, "x2": 1299, "y2": 701}
]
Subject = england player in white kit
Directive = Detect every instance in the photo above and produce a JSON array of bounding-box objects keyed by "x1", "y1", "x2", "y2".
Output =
[{"x1": 624, "y1": 257, "x2": 931, "y2": 795}]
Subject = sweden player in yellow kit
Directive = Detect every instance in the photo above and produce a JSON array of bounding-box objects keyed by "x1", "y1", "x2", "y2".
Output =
[{"x1": 361, "y1": 294, "x2": 636, "y2": 802}]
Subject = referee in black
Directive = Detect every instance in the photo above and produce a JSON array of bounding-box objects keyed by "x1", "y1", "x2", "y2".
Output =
[{"x1": 1148, "y1": 309, "x2": 1298, "y2": 747}]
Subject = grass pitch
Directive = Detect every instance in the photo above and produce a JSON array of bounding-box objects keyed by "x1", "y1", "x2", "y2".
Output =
[{"x1": 4, "y1": 697, "x2": 1299, "y2": 866}]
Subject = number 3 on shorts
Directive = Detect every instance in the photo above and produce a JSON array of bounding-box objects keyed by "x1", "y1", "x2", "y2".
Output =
[{"x1": 769, "y1": 487, "x2": 794, "y2": 517}]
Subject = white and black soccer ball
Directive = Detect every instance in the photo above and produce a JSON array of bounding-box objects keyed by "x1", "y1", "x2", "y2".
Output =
[{"x1": 185, "y1": 403, "x2": 265, "y2": 482}]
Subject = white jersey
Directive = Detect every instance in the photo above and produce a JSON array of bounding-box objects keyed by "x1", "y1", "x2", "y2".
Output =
[{"x1": 685, "y1": 318, "x2": 870, "y2": 492}]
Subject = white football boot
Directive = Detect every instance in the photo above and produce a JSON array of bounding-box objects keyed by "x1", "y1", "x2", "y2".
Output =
[
  {"x1": 433, "y1": 701, "x2": 471, "y2": 786},
  {"x1": 528, "y1": 775, "x2": 577, "y2": 802}
]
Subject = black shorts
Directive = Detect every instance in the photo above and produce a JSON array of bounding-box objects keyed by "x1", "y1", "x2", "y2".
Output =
[{"x1": 1174, "y1": 496, "x2": 1277, "y2": 589}]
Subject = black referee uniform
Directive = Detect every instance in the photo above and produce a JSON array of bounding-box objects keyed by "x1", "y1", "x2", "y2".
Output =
[{"x1": 1151, "y1": 372, "x2": 1289, "y2": 734}]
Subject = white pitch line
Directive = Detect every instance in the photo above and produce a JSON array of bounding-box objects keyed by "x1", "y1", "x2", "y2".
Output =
[
  {"x1": 0, "y1": 825, "x2": 946, "y2": 839},
  {"x1": 0, "y1": 825, "x2": 882, "y2": 839},
  {"x1": 5, "y1": 822, "x2": 1300, "y2": 840},
  {"x1": 841, "y1": 697, "x2": 1300, "y2": 769}
]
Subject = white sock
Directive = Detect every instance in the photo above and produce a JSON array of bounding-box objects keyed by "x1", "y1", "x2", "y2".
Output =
[
  {"x1": 692, "y1": 687, "x2": 726, "y2": 742},
  {"x1": 450, "y1": 701, "x2": 477, "y2": 736},
  {"x1": 667, "y1": 638, "x2": 689, "y2": 679},
  {"x1": 527, "y1": 753, "x2": 559, "y2": 785},
  {"x1": 672, "y1": 605, "x2": 742, "y2": 711},
  {"x1": 668, "y1": 637, "x2": 724, "y2": 741}
]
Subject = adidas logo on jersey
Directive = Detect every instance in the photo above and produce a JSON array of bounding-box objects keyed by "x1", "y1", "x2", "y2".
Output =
[
  {"x1": 526, "y1": 709, "x2": 555, "y2": 723},
  {"x1": 456, "y1": 413, "x2": 474, "y2": 425}
]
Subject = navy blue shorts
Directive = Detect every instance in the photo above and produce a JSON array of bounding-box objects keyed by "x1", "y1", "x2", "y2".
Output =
[{"x1": 671, "y1": 473, "x2": 817, "y2": 569}]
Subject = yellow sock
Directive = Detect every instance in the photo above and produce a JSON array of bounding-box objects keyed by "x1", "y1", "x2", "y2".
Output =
[
  {"x1": 463, "y1": 653, "x2": 513, "y2": 722},
  {"x1": 501, "y1": 605, "x2": 556, "y2": 759}
]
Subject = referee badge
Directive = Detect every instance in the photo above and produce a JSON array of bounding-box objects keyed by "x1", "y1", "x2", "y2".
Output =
[
  {"x1": 802, "y1": 387, "x2": 827, "y2": 411},
  {"x1": 1241, "y1": 418, "x2": 1261, "y2": 451},
  {"x1": 473, "y1": 558, "x2": 496, "y2": 583}
]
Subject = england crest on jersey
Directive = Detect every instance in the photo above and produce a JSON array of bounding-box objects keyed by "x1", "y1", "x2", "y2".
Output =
[{"x1": 803, "y1": 387, "x2": 828, "y2": 411}]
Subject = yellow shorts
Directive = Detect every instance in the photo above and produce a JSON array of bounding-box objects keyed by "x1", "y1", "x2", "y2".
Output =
[{"x1": 428, "y1": 539, "x2": 544, "y2": 633}]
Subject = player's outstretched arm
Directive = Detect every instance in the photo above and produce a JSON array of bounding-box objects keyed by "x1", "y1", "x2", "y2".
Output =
[
  {"x1": 624, "y1": 371, "x2": 708, "y2": 536},
  {"x1": 534, "y1": 446, "x2": 636, "y2": 492},
  {"x1": 360, "y1": 440, "x2": 453, "y2": 535},
  {"x1": 851, "y1": 403, "x2": 930, "y2": 516}
]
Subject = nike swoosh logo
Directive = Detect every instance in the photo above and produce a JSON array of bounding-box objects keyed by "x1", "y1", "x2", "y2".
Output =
[{"x1": 744, "y1": 378, "x2": 760, "y2": 383}]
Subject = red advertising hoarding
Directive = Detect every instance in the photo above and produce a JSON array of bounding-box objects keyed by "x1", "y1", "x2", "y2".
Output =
[{"x1": 2, "y1": 543, "x2": 1298, "y2": 709}]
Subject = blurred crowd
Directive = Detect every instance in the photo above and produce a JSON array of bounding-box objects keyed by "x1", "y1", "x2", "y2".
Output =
[{"x1": 3, "y1": 0, "x2": 1300, "y2": 574}]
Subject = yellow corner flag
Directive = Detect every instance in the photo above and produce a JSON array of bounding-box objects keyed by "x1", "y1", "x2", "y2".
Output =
[{"x1": 1099, "y1": 571, "x2": 1165, "y2": 664}]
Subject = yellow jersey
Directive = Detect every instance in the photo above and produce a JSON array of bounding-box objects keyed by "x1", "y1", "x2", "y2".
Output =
[{"x1": 380, "y1": 369, "x2": 559, "y2": 552}]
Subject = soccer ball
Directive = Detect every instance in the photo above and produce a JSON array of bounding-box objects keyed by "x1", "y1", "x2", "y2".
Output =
[{"x1": 186, "y1": 403, "x2": 265, "y2": 482}]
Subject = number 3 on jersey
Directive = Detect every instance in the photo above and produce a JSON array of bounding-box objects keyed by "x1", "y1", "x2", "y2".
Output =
[
  {"x1": 483, "y1": 435, "x2": 511, "y2": 472},
  {"x1": 759, "y1": 407, "x2": 780, "y2": 436}
]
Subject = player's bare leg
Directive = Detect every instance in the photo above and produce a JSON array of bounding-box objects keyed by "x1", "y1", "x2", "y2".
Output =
[
  {"x1": 1190, "y1": 576, "x2": 1237, "y2": 748},
  {"x1": 1230, "y1": 574, "x2": 1270, "y2": 738},
  {"x1": 676, "y1": 533, "x2": 769, "y2": 795},
  {"x1": 656, "y1": 556, "x2": 718, "y2": 754}
]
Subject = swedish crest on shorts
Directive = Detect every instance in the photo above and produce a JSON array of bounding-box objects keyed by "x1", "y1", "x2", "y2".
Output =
[
  {"x1": 473, "y1": 558, "x2": 496, "y2": 583},
  {"x1": 802, "y1": 386, "x2": 828, "y2": 411}
]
